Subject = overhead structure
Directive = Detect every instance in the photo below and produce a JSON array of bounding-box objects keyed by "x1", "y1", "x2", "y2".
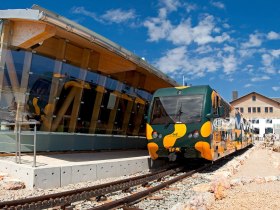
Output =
[{"x1": 0, "y1": 5, "x2": 178, "y2": 152}]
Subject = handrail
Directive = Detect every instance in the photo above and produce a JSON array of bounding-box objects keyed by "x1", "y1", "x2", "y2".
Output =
[{"x1": 0, "y1": 120, "x2": 40, "y2": 167}]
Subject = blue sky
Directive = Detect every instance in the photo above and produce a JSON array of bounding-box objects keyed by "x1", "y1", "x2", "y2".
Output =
[{"x1": 1, "y1": 0, "x2": 280, "y2": 101}]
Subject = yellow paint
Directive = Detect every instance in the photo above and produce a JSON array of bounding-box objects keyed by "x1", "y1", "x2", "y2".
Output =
[
  {"x1": 96, "y1": 86, "x2": 106, "y2": 93},
  {"x1": 218, "y1": 145, "x2": 224, "y2": 154},
  {"x1": 175, "y1": 86, "x2": 189, "y2": 89},
  {"x1": 195, "y1": 141, "x2": 213, "y2": 160},
  {"x1": 163, "y1": 124, "x2": 187, "y2": 148},
  {"x1": 64, "y1": 81, "x2": 90, "y2": 89},
  {"x1": 200, "y1": 121, "x2": 212, "y2": 137},
  {"x1": 235, "y1": 129, "x2": 241, "y2": 138},
  {"x1": 44, "y1": 103, "x2": 53, "y2": 115},
  {"x1": 135, "y1": 97, "x2": 145, "y2": 105},
  {"x1": 235, "y1": 141, "x2": 242, "y2": 150},
  {"x1": 146, "y1": 123, "x2": 153, "y2": 140},
  {"x1": 147, "y1": 142, "x2": 159, "y2": 160},
  {"x1": 32, "y1": 98, "x2": 40, "y2": 115}
]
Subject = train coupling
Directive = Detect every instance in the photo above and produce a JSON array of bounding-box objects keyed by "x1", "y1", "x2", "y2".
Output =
[{"x1": 168, "y1": 152, "x2": 177, "y2": 161}]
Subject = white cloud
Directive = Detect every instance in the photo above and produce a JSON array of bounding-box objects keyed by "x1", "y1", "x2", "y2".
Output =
[
  {"x1": 154, "y1": 46, "x2": 221, "y2": 77},
  {"x1": 272, "y1": 86, "x2": 280, "y2": 91},
  {"x1": 144, "y1": 13, "x2": 230, "y2": 45},
  {"x1": 251, "y1": 75, "x2": 270, "y2": 82},
  {"x1": 71, "y1": 7, "x2": 136, "y2": 24},
  {"x1": 72, "y1": 6, "x2": 99, "y2": 21},
  {"x1": 223, "y1": 54, "x2": 237, "y2": 74},
  {"x1": 223, "y1": 45, "x2": 235, "y2": 53},
  {"x1": 144, "y1": 14, "x2": 172, "y2": 42},
  {"x1": 262, "y1": 54, "x2": 273, "y2": 66},
  {"x1": 101, "y1": 9, "x2": 136, "y2": 23},
  {"x1": 241, "y1": 33, "x2": 262, "y2": 48},
  {"x1": 244, "y1": 84, "x2": 253, "y2": 88},
  {"x1": 155, "y1": 46, "x2": 188, "y2": 74},
  {"x1": 267, "y1": 31, "x2": 280, "y2": 40},
  {"x1": 168, "y1": 19, "x2": 193, "y2": 45},
  {"x1": 186, "y1": 3, "x2": 197, "y2": 13},
  {"x1": 271, "y1": 49, "x2": 280, "y2": 58},
  {"x1": 262, "y1": 53, "x2": 276, "y2": 74},
  {"x1": 195, "y1": 45, "x2": 214, "y2": 54},
  {"x1": 160, "y1": 0, "x2": 181, "y2": 12},
  {"x1": 210, "y1": 1, "x2": 225, "y2": 9}
]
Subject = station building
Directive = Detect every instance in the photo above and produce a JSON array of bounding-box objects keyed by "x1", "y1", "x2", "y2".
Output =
[
  {"x1": 230, "y1": 92, "x2": 280, "y2": 138},
  {"x1": 0, "y1": 5, "x2": 178, "y2": 152}
]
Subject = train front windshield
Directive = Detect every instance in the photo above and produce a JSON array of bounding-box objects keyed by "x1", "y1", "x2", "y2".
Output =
[{"x1": 150, "y1": 95, "x2": 204, "y2": 125}]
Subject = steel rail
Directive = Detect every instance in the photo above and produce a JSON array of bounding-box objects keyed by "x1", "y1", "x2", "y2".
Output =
[
  {"x1": 89, "y1": 164, "x2": 210, "y2": 210},
  {"x1": 0, "y1": 166, "x2": 182, "y2": 210}
]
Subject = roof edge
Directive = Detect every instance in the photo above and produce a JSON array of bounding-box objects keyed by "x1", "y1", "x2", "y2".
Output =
[
  {"x1": 230, "y1": 91, "x2": 280, "y2": 105},
  {"x1": 0, "y1": 6, "x2": 179, "y2": 87}
]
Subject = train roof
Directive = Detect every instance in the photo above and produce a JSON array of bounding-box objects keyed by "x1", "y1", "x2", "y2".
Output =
[{"x1": 152, "y1": 85, "x2": 213, "y2": 96}]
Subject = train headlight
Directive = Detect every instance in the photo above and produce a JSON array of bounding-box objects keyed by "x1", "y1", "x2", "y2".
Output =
[
  {"x1": 188, "y1": 133, "x2": 193, "y2": 138},
  {"x1": 193, "y1": 130, "x2": 199, "y2": 138},
  {"x1": 158, "y1": 133, "x2": 162, "y2": 138},
  {"x1": 152, "y1": 131, "x2": 158, "y2": 138}
]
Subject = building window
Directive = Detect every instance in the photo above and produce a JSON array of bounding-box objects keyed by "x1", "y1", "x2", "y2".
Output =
[
  {"x1": 253, "y1": 107, "x2": 256, "y2": 113},
  {"x1": 270, "y1": 107, "x2": 273, "y2": 113},
  {"x1": 265, "y1": 107, "x2": 268, "y2": 113},
  {"x1": 248, "y1": 107, "x2": 251, "y2": 113},
  {"x1": 240, "y1": 107, "x2": 244, "y2": 113},
  {"x1": 266, "y1": 119, "x2": 272, "y2": 124},
  {"x1": 252, "y1": 95, "x2": 256, "y2": 101},
  {"x1": 252, "y1": 119, "x2": 259, "y2": 124},
  {"x1": 257, "y1": 107, "x2": 261, "y2": 113}
]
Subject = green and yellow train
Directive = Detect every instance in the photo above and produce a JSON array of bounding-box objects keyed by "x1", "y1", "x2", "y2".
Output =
[{"x1": 146, "y1": 85, "x2": 253, "y2": 161}]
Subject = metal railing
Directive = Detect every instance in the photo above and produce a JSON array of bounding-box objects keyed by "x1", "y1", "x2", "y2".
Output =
[{"x1": 0, "y1": 120, "x2": 40, "y2": 167}]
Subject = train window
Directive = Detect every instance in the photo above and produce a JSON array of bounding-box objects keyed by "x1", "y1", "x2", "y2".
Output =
[{"x1": 150, "y1": 95, "x2": 204, "y2": 124}]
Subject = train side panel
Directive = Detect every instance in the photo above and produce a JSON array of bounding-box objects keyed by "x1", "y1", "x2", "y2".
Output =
[{"x1": 146, "y1": 85, "x2": 253, "y2": 162}]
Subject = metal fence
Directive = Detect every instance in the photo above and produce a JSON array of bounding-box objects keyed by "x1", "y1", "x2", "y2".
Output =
[{"x1": 0, "y1": 120, "x2": 40, "y2": 167}]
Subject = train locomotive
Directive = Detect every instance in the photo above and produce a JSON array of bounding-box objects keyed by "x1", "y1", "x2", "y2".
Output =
[{"x1": 146, "y1": 85, "x2": 253, "y2": 161}]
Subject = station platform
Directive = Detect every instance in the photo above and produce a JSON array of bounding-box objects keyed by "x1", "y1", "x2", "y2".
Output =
[{"x1": 0, "y1": 150, "x2": 166, "y2": 189}]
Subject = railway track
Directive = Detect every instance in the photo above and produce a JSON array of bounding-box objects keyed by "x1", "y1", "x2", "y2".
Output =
[
  {"x1": 0, "y1": 165, "x2": 184, "y2": 210},
  {"x1": 0, "y1": 163, "x2": 209, "y2": 210},
  {"x1": 0, "y1": 146, "x2": 252, "y2": 210}
]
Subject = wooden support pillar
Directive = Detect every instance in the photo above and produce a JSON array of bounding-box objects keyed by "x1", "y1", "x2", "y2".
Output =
[
  {"x1": 89, "y1": 86, "x2": 105, "y2": 134},
  {"x1": 132, "y1": 104, "x2": 145, "y2": 136},
  {"x1": 121, "y1": 100, "x2": 133, "y2": 135},
  {"x1": 51, "y1": 87, "x2": 79, "y2": 131},
  {"x1": 0, "y1": 20, "x2": 11, "y2": 96},
  {"x1": 42, "y1": 38, "x2": 66, "y2": 131},
  {"x1": 16, "y1": 51, "x2": 32, "y2": 121},
  {"x1": 68, "y1": 49, "x2": 90, "y2": 132},
  {"x1": 106, "y1": 91, "x2": 121, "y2": 134}
]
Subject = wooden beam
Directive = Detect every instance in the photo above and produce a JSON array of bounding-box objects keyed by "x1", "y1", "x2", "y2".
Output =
[
  {"x1": 0, "y1": 20, "x2": 11, "y2": 96},
  {"x1": 121, "y1": 100, "x2": 133, "y2": 134},
  {"x1": 68, "y1": 48, "x2": 90, "y2": 132},
  {"x1": 106, "y1": 91, "x2": 121, "y2": 134},
  {"x1": 51, "y1": 87, "x2": 79, "y2": 131},
  {"x1": 132, "y1": 104, "x2": 145, "y2": 136},
  {"x1": 89, "y1": 86, "x2": 105, "y2": 133},
  {"x1": 41, "y1": 38, "x2": 66, "y2": 131},
  {"x1": 11, "y1": 21, "x2": 56, "y2": 49}
]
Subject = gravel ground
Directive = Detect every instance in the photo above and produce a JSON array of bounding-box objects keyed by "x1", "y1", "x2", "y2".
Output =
[
  {"x1": 0, "y1": 142, "x2": 279, "y2": 210},
  {"x1": 134, "y1": 143, "x2": 280, "y2": 210},
  {"x1": 210, "y1": 143, "x2": 280, "y2": 210}
]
